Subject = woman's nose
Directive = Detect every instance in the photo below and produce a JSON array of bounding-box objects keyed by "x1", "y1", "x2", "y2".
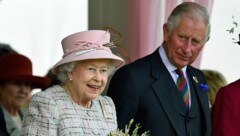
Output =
[
  {"x1": 19, "y1": 83, "x2": 31, "y2": 94},
  {"x1": 93, "y1": 71, "x2": 102, "y2": 81}
]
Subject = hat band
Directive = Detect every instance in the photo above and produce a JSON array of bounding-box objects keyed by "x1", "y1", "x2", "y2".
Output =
[
  {"x1": 63, "y1": 41, "x2": 111, "y2": 58},
  {"x1": 75, "y1": 49, "x2": 95, "y2": 56}
]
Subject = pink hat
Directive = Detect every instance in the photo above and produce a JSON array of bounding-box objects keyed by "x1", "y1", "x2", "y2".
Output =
[{"x1": 52, "y1": 30, "x2": 125, "y2": 73}]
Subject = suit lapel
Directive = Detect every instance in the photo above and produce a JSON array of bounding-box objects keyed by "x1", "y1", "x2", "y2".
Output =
[
  {"x1": 187, "y1": 67, "x2": 211, "y2": 133},
  {"x1": 148, "y1": 49, "x2": 210, "y2": 135},
  {"x1": 150, "y1": 50, "x2": 182, "y2": 135}
]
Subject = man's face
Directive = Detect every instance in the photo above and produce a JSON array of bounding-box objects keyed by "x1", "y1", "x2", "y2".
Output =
[{"x1": 163, "y1": 17, "x2": 207, "y2": 68}]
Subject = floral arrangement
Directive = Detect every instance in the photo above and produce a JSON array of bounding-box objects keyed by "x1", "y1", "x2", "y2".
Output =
[{"x1": 108, "y1": 119, "x2": 150, "y2": 136}]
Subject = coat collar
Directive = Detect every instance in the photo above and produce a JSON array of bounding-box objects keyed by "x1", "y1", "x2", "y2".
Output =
[
  {"x1": 150, "y1": 49, "x2": 182, "y2": 135},
  {"x1": 0, "y1": 104, "x2": 22, "y2": 135}
]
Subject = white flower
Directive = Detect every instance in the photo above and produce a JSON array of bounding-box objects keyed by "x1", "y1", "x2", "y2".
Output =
[{"x1": 108, "y1": 119, "x2": 150, "y2": 136}]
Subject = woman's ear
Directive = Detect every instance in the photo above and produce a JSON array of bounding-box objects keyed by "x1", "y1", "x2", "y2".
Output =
[{"x1": 67, "y1": 72, "x2": 73, "y2": 81}]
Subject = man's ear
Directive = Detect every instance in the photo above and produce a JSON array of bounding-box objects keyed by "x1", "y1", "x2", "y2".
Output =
[{"x1": 163, "y1": 23, "x2": 169, "y2": 41}]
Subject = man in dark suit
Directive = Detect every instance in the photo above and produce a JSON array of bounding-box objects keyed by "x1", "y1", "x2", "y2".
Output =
[
  {"x1": 107, "y1": 2, "x2": 211, "y2": 136},
  {"x1": 212, "y1": 79, "x2": 240, "y2": 136}
]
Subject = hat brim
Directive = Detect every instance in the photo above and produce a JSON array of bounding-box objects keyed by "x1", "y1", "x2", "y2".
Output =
[
  {"x1": 52, "y1": 49, "x2": 125, "y2": 74},
  {"x1": 0, "y1": 75, "x2": 51, "y2": 90}
]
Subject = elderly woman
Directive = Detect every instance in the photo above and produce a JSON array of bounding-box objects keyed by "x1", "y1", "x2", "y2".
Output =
[
  {"x1": 0, "y1": 53, "x2": 51, "y2": 136},
  {"x1": 21, "y1": 30, "x2": 125, "y2": 135}
]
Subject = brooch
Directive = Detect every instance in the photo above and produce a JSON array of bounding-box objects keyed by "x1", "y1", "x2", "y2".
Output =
[
  {"x1": 192, "y1": 76, "x2": 208, "y2": 92},
  {"x1": 199, "y1": 83, "x2": 208, "y2": 92}
]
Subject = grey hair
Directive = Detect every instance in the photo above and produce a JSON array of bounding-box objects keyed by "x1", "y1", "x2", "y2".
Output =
[
  {"x1": 167, "y1": 2, "x2": 211, "y2": 43},
  {"x1": 56, "y1": 60, "x2": 115, "y2": 84},
  {"x1": 56, "y1": 61, "x2": 77, "y2": 83}
]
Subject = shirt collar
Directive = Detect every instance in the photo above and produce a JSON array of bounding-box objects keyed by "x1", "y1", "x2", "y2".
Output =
[{"x1": 158, "y1": 45, "x2": 187, "y2": 75}]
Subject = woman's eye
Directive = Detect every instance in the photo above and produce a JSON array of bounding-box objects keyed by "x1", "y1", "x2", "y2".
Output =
[
  {"x1": 100, "y1": 69, "x2": 107, "y2": 73},
  {"x1": 88, "y1": 67, "x2": 95, "y2": 71}
]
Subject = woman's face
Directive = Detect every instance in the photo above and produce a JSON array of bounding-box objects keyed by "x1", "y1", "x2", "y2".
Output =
[
  {"x1": 0, "y1": 81, "x2": 31, "y2": 110},
  {"x1": 68, "y1": 59, "x2": 110, "y2": 104}
]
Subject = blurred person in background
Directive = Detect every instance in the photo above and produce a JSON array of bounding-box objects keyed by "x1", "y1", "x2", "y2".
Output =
[
  {"x1": 202, "y1": 69, "x2": 227, "y2": 108},
  {"x1": 0, "y1": 42, "x2": 16, "y2": 136},
  {"x1": 0, "y1": 53, "x2": 51, "y2": 136},
  {"x1": 0, "y1": 43, "x2": 17, "y2": 57},
  {"x1": 45, "y1": 68, "x2": 61, "y2": 88}
]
